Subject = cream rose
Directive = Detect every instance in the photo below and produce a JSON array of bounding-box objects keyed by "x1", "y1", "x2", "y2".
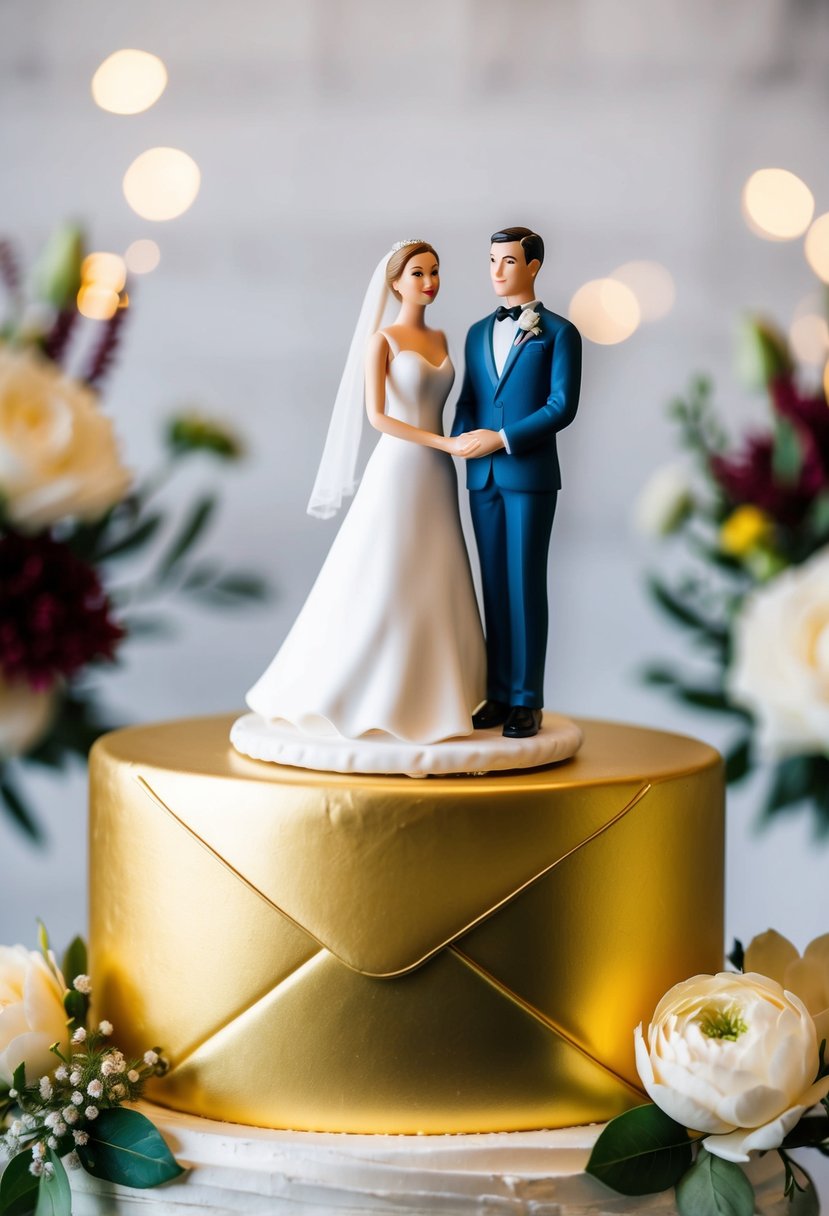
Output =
[
  {"x1": 0, "y1": 674, "x2": 56, "y2": 758},
  {"x1": 727, "y1": 547, "x2": 829, "y2": 759},
  {"x1": 635, "y1": 972, "x2": 829, "y2": 1163},
  {"x1": 0, "y1": 344, "x2": 131, "y2": 530},
  {"x1": 0, "y1": 947, "x2": 69, "y2": 1086},
  {"x1": 745, "y1": 929, "x2": 829, "y2": 1045}
]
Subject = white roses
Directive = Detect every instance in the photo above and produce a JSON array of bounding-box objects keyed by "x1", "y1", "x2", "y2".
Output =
[
  {"x1": 745, "y1": 929, "x2": 829, "y2": 1044},
  {"x1": 635, "y1": 971, "x2": 829, "y2": 1163},
  {"x1": 516, "y1": 308, "x2": 541, "y2": 338},
  {"x1": 0, "y1": 344, "x2": 131, "y2": 530},
  {"x1": 727, "y1": 546, "x2": 829, "y2": 759},
  {"x1": 0, "y1": 946, "x2": 69, "y2": 1086}
]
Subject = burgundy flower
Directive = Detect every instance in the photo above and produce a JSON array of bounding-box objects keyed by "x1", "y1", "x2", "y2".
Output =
[
  {"x1": 0, "y1": 532, "x2": 124, "y2": 690},
  {"x1": 709, "y1": 374, "x2": 829, "y2": 526},
  {"x1": 769, "y1": 374, "x2": 829, "y2": 482}
]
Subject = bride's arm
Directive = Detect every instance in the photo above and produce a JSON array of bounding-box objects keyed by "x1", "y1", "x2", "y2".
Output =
[{"x1": 364, "y1": 334, "x2": 474, "y2": 456}]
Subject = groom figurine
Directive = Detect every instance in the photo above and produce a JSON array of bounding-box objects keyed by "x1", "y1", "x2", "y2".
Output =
[{"x1": 452, "y1": 226, "x2": 582, "y2": 739}]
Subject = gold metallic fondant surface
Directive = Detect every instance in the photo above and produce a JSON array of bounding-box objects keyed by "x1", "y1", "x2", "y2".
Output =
[{"x1": 89, "y1": 714, "x2": 724, "y2": 1134}]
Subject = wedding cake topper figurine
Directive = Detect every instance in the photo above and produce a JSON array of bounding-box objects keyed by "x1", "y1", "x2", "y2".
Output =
[
  {"x1": 230, "y1": 234, "x2": 583, "y2": 775},
  {"x1": 452, "y1": 227, "x2": 582, "y2": 739}
]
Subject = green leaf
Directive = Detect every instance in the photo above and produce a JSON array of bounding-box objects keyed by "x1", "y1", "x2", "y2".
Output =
[
  {"x1": 788, "y1": 1174, "x2": 820, "y2": 1216},
  {"x1": 586, "y1": 1103, "x2": 694, "y2": 1195},
  {"x1": 77, "y1": 1107, "x2": 184, "y2": 1188},
  {"x1": 764, "y1": 755, "x2": 820, "y2": 818},
  {"x1": 157, "y1": 496, "x2": 216, "y2": 581},
  {"x1": 0, "y1": 1149, "x2": 40, "y2": 1216},
  {"x1": 12, "y1": 1062, "x2": 26, "y2": 1092},
  {"x1": 34, "y1": 1153, "x2": 71, "y2": 1216},
  {"x1": 37, "y1": 921, "x2": 50, "y2": 959},
  {"x1": 675, "y1": 1149, "x2": 755, "y2": 1216},
  {"x1": 646, "y1": 576, "x2": 725, "y2": 639},
  {"x1": 61, "y1": 936, "x2": 87, "y2": 988},
  {"x1": 771, "y1": 417, "x2": 804, "y2": 485},
  {"x1": 0, "y1": 775, "x2": 44, "y2": 843},
  {"x1": 727, "y1": 938, "x2": 744, "y2": 972},
  {"x1": 95, "y1": 513, "x2": 164, "y2": 562},
  {"x1": 723, "y1": 737, "x2": 752, "y2": 784},
  {"x1": 63, "y1": 988, "x2": 87, "y2": 1026}
]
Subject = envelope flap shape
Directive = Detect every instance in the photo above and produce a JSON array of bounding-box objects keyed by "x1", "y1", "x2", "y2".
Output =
[{"x1": 97, "y1": 717, "x2": 719, "y2": 977}]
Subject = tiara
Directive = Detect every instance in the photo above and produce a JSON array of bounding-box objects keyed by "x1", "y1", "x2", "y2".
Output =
[{"x1": 390, "y1": 238, "x2": 427, "y2": 253}]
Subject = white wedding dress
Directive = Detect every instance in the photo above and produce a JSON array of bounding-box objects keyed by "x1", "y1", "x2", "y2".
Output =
[{"x1": 246, "y1": 336, "x2": 486, "y2": 743}]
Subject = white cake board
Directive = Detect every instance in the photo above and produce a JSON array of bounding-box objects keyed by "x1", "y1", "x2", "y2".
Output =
[
  {"x1": 229, "y1": 711, "x2": 583, "y2": 776},
  {"x1": 69, "y1": 1102, "x2": 789, "y2": 1215}
]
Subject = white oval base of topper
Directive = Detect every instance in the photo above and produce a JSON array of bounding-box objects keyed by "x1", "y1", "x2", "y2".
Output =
[{"x1": 230, "y1": 710, "x2": 583, "y2": 776}]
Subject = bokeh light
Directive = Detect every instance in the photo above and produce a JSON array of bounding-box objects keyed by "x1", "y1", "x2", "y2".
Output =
[
  {"x1": 610, "y1": 261, "x2": 675, "y2": 322},
  {"x1": 804, "y1": 213, "x2": 829, "y2": 283},
  {"x1": 789, "y1": 311, "x2": 829, "y2": 366},
  {"x1": 81, "y1": 252, "x2": 126, "y2": 294},
  {"x1": 77, "y1": 284, "x2": 120, "y2": 321},
  {"x1": 125, "y1": 239, "x2": 161, "y2": 275},
  {"x1": 569, "y1": 279, "x2": 640, "y2": 345},
  {"x1": 742, "y1": 169, "x2": 814, "y2": 241},
  {"x1": 123, "y1": 148, "x2": 201, "y2": 221},
  {"x1": 92, "y1": 49, "x2": 167, "y2": 115}
]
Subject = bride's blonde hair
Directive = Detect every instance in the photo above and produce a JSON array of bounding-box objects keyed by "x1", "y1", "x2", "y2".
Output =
[{"x1": 385, "y1": 242, "x2": 439, "y2": 302}]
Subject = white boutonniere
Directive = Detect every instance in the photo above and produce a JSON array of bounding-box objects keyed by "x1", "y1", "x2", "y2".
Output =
[{"x1": 515, "y1": 309, "x2": 542, "y2": 343}]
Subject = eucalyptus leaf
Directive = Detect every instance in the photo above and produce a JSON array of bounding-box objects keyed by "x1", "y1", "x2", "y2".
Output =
[
  {"x1": 33, "y1": 1153, "x2": 71, "y2": 1216},
  {"x1": 586, "y1": 1103, "x2": 694, "y2": 1195},
  {"x1": 0, "y1": 1149, "x2": 40, "y2": 1216},
  {"x1": 0, "y1": 776, "x2": 43, "y2": 842},
  {"x1": 95, "y1": 513, "x2": 164, "y2": 562},
  {"x1": 61, "y1": 937, "x2": 87, "y2": 988},
  {"x1": 157, "y1": 496, "x2": 216, "y2": 581},
  {"x1": 675, "y1": 1149, "x2": 755, "y2": 1216},
  {"x1": 77, "y1": 1107, "x2": 184, "y2": 1188}
]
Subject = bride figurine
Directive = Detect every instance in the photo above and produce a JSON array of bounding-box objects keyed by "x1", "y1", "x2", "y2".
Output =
[{"x1": 239, "y1": 240, "x2": 487, "y2": 747}]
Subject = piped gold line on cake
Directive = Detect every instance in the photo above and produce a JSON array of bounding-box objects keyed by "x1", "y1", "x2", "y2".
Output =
[
  {"x1": 449, "y1": 944, "x2": 647, "y2": 1102},
  {"x1": 134, "y1": 772, "x2": 653, "y2": 981},
  {"x1": 163, "y1": 950, "x2": 327, "y2": 1078}
]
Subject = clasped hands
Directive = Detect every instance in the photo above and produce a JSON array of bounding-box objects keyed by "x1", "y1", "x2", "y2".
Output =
[{"x1": 447, "y1": 429, "x2": 505, "y2": 459}]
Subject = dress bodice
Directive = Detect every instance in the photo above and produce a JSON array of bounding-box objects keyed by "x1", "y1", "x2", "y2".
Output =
[{"x1": 385, "y1": 349, "x2": 455, "y2": 433}]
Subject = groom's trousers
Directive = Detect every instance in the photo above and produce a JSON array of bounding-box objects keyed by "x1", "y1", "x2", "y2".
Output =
[{"x1": 469, "y1": 476, "x2": 558, "y2": 709}]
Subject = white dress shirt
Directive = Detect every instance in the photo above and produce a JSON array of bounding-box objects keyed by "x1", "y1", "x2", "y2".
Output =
[{"x1": 492, "y1": 300, "x2": 540, "y2": 455}]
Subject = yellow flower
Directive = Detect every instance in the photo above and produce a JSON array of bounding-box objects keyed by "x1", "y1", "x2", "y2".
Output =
[{"x1": 719, "y1": 505, "x2": 772, "y2": 557}]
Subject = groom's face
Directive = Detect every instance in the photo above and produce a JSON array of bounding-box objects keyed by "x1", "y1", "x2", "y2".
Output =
[{"x1": 490, "y1": 242, "x2": 538, "y2": 300}]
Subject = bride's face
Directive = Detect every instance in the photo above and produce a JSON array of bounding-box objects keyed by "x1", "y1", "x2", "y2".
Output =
[{"x1": 393, "y1": 254, "x2": 440, "y2": 306}]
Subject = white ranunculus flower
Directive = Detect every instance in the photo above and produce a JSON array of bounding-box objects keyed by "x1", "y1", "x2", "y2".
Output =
[
  {"x1": 0, "y1": 344, "x2": 131, "y2": 530},
  {"x1": 0, "y1": 674, "x2": 56, "y2": 758},
  {"x1": 635, "y1": 971, "x2": 829, "y2": 1163},
  {"x1": 727, "y1": 547, "x2": 829, "y2": 759},
  {"x1": 744, "y1": 930, "x2": 829, "y2": 1045},
  {"x1": 633, "y1": 462, "x2": 694, "y2": 537},
  {"x1": 0, "y1": 947, "x2": 69, "y2": 1086}
]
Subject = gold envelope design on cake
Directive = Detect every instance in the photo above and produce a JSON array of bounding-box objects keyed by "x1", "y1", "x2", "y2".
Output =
[{"x1": 89, "y1": 718, "x2": 724, "y2": 1135}]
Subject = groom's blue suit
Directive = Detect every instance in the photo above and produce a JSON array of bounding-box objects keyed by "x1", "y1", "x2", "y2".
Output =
[{"x1": 452, "y1": 305, "x2": 581, "y2": 708}]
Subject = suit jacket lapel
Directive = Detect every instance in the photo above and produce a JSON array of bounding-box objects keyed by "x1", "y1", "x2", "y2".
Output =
[{"x1": 483, "y1": 316, "x2": 498, "y2": 389}]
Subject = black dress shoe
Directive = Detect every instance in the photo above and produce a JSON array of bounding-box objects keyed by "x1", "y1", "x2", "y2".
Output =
[
  {"x1": 471, "y1": 699, "x2": 510, "y2": 730},
  {"x1": 503, "y1": 707, "x2": 543, "y2": 739}
]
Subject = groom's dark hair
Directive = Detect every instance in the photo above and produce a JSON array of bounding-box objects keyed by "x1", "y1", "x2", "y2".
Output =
[{"x1": 491, "y1": 226, "x2": 544, "y2": 267}]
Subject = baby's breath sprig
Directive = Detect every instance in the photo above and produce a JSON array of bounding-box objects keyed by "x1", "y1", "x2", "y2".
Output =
[{"x1": 1, "y1": 1011, "x2": 168, "y2": 1178}]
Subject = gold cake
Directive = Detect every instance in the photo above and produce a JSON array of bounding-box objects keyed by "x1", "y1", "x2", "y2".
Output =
[{"x1": 88, "y1": 713, "x2": 723, "y2": 1135}]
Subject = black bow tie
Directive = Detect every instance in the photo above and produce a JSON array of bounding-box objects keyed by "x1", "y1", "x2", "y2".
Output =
[{"x1": 495, "y1": 305, "x2": 524, "y2": 322}]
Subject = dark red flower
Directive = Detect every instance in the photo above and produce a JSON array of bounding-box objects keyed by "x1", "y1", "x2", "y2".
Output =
[
  {"x1": 709, "y1": 374, "x2": 829, "y2": 526},
  {"x1": 769, "y1": 374, "x2": 829, "y2": 482},
  {"x1": 0, "y1": 532, "x2": 124, "y2": 690}
]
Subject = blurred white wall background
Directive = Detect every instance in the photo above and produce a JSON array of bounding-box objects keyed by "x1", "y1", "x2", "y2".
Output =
[{"x1": 0, "y1": 0, "x2": 827, "y2": 1006}]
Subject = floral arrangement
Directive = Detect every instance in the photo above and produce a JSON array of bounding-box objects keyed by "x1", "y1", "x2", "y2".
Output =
[
  {"x1": 587, "y1": 929, "x2": 829, "y2": 1213},
  {"x1": 0, "y1": 927, "x2": 182, "y2": 1214},
  {"x1": 0, "y1": 225, "x2": 266, "y2": 841},
  {"x1": 638, "y1": 317, "x2": 829, "y2": 835}
]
